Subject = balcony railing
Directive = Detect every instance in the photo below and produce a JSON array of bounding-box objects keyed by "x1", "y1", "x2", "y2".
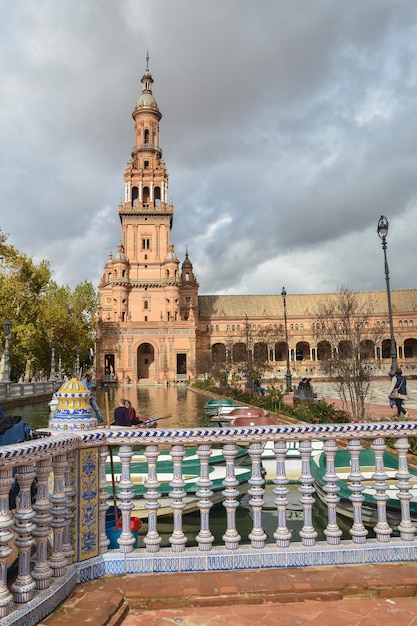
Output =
[{"x1": 1, "y1": 420, "x2": 417, "y2": 624}]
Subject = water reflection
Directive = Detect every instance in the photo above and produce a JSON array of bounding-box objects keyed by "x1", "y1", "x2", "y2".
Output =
[
  {"x1": 95, "y1": 384, "x2": 209, "y2": 428},
  {"x1": 4, "y1": 385, "x2": 210, "y2": 430}
]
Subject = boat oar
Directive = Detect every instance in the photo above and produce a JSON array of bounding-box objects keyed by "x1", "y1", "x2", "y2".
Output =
[
  {"x1": 138, "y1": 414, "x2": 172, "y2": 427},
  {"x1": 104, "y1": 384, "x2": 118, "y2": 525}
]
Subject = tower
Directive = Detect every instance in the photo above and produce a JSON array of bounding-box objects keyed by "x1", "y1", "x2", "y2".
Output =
[{"x1": 97, "y1": 57, "x2": 199, "y2": 383}]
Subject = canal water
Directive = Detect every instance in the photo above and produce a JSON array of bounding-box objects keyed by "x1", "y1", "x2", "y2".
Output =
[{"x1": 4, "y1": 384, "x2": 356, "y2": 546}]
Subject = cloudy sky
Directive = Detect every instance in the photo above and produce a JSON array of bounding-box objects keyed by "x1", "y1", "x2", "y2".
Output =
[{"x1": 1, "y1": 1, "x2": 416, "y2": 297}]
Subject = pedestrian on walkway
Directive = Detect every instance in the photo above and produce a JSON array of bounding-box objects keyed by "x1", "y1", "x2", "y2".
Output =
[
  {"x1": 83, "y1": 372, "x2": 103, "y2": 423},
  {"x1": 388, "y1": 368, "x2": 409, "y2": 418}
]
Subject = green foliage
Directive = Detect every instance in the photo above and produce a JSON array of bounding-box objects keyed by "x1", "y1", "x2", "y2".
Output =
[
  {"x1": 0, "y1": 228, "x2": 99, "y2": 379},
  {"x1": 289, "y1": 400, "x2": 351, "y2": 424}
]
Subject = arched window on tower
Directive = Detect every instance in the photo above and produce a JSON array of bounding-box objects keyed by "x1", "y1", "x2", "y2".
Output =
[
  {"x1": 144, "y1": 129, "x2": 149, "y2": 144},
  {"x1": 143, "y1": 186, "x2": 150, "y2": 203},
  {"x1": 132, "y1": 186, "x2": 138, "y2": 207},
  {"x1": 185, "y1": 272, "x2": 190, "y2": 281}
]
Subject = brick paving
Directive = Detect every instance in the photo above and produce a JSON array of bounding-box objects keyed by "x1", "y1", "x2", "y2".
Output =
[{"x1": 40, "y1": 562, "x2": 417, "y2": 626}]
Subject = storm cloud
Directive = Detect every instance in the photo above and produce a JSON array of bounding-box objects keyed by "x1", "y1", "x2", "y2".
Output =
[{"x1": 1, "y1": 0, "x2": 416, "y2": 296}]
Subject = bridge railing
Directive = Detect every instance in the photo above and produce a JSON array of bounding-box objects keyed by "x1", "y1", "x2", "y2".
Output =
[
  {"x1": 1, "y1": 420, "x2": 417, "y2": 625},
  {"x1": 0, "y1": 381, "x2": 54, "y2": 401}
]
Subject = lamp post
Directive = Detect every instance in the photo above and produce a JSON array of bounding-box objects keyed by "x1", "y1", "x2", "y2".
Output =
[
  {"x1": 2, "y1": 319, "x2": 11, "y2": 383},
  {"x1": 377, "y1": 215, "x2": 398, "y2": 377},
  {"x1": 75, "y1": 346, "x2": 80, "y2": 378},
  {"x1": 50, "y1": 337, "x2": 56, "y2": 382},
  {"x1": 226, "y1": 338, "x2": 233, "y2": 384},
  {"x1": 281, "y1": 287, "x2": 292, "y2": 390},
  {"x1": 244, "y1": 314, "x2": 253, "y2": 393}
]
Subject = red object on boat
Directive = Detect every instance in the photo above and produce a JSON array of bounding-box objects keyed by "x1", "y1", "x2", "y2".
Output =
[
  {"x1": 227, "y1": 407, "x2": 270, "y2": 418},
  {"x1": 115, "y1": 516, "x2": 142, "y2": 532},
  {"x1": 230, "y1": 415, "x2": 276, "y2": 427}
]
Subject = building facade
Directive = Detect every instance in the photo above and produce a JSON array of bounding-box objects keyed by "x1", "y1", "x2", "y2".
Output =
[{"x1": 96, "y1": 63, "x2": 417, "y2": 384}]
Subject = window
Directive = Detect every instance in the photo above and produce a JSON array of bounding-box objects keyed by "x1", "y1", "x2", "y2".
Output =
[
  {"x1": 144, "y1": 129, "x2": 149, "y2": 144},
  {"x1": 144, "y1": 160, "x2": 149, "y2": 169},
  {"x1": 399, "y1": 320, "x2": 403, "y2": 327},
  {"x1": 144, "y1": 301, "x2": 148, "y2": 309},
  {"x1": 142, "y1": 238, "x2": 150, "y2": 250}
]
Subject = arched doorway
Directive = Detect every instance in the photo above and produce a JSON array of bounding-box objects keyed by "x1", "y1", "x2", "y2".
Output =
[{"x1": 137, "y1": 343, "x2": 155, "y2": 381}]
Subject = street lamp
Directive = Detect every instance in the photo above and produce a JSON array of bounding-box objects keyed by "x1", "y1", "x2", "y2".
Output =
[
  {"x1": 377, "y1": 216, "x2": 398, "y2": 377},
  {"x1": 281, "y1": 288, "x2": 292, "y2": 390},
  {"x1": 244, "y1": 314, "x2": 253, "y2": 393},
  {"x1": 75, "y1": 346, "x2": 80, "y2": 378},
  {"x1": 2, "y1": 319, "x2": 11, "y2": 383},
  {"x1": 50, "y1": 337, "x2": 56, "y2": 382}
]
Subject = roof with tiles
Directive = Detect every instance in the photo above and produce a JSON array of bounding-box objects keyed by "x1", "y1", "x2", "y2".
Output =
[{"x1": 198, "y1": 289, "x2": 417, "y2": 319}]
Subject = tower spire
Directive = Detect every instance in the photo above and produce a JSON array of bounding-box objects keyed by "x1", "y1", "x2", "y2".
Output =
[{"x1": 146, "y1": 49, "x2": 149, "y2": 72}]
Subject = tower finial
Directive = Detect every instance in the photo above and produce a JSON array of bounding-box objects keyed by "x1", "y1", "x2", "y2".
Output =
[{"x1": 146, "y1": 50, "x2": 149, "y2": 72}]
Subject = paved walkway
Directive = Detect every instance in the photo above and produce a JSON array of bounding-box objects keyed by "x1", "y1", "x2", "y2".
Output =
[{"x1": 41, "y1": 562, "x2": 417, "y2": 625}]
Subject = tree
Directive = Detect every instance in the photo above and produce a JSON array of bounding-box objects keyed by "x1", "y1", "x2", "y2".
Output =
[
  {"x1": 313, "y1": 285, "x2": 381, "y2": 419},
  {"x1": 0, "y1": 228, "x2": 99, "y2": 379}
]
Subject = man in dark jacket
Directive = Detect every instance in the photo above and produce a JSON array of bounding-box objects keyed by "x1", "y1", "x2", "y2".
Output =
[{"x1": 0, "y1": 414, "x2": 34, "y2": 508}]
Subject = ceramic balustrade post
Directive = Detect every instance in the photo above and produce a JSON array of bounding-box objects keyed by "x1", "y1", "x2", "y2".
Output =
[
  {"x1": 99, "y1": 445, "x2": 111, "y2": 552},
  {"x1": 62, "y1": 451, "x2": 75, "y2": 565},
  {"x1": 143, "y1": 445, "x2": 161, "y2": 553},
  {"x1": 298, "y1": 439, "x2": 318, "y2": 546},
  {"x1": 321, "y1": 439, "x2": 342, "y2": 545},
  {"x1": 272, "y1": 440, "x2": 291, "y2": 547},
  {"x1": 195, "y1": 444, "x2": 214, "y2": 551},
  {"x1": 10, "y1": 463, "x2": 36, "y2": 603},
  {"x1": 117, "y1": 445, "x2": 135, "y2": 553},
  {"x1": 346, "y1": 439, "x2": 367, "y2": 544},
  {"x1": 371, "y1": 438, "x2": 392, "y2": 542},
  {"x1": 221, "y1": 443, "x2": 241, "y2": 549},
  {"x1": 0, "y1": 468, "x2": 15, "y2": 617},
  {"x1": 49, "y1": 453, "x2": 69, "y2": 577},
  {"x1": 395, "y1": 438, "x2": 416, "y2": 541},
  {"x1": 248, "y1": 442, "x2": 267, "y2": 548},
  {"x1": 31, "y1": 457, "x2": 53, "y2": 590},
  {"x1": 169, "y1": 445, "x2": 187, "y2": 552}
]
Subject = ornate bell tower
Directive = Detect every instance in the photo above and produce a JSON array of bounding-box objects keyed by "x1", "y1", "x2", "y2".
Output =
[{"x1": 97, "y1": 56, "x2": 199, "y2": 383}]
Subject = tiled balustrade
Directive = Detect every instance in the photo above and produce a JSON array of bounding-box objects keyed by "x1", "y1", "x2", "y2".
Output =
[{"x1": 1, "y1": 420, "x2": 417, "y2": 625}]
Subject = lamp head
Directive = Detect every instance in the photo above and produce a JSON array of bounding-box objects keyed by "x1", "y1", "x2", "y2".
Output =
[
  {"x1": 377, "y1": 215, "x2": 389, "y2": 240},
  {"x1": 3, "y1": 319, "x2": 11, "y2": 335},
  {"x1": 51, "y1": 337, "x2": 56, "y2": 348},
  {"x1": 281, "y1": 287, "x2": 287, "y2": 299}
]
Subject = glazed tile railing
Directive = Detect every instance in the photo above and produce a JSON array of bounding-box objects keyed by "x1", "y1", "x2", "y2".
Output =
[{"x1": 1, "y1": 421, "x2": 417, "y2": 625}]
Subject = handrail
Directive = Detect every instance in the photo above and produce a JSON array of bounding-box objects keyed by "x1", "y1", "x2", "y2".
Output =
[{"x1": 1, "y1": 420, "x2": 417, "y2": 624}]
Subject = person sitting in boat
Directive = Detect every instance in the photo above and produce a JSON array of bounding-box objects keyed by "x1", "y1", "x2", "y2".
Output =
[
  {"x1": 124, "y1": 399, "x2": 149, "y2": 426},
  {"x1": 113, "y1": 398, "x2": 131, "y2": 426}
]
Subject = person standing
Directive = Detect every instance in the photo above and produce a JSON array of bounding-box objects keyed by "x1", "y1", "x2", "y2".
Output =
[
  {"x1": 388, "y1": 368, "x2": 409, "y2": 418},
  {"x1": 83, "y1": 373, "x2": 103, "y2": 423}
]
